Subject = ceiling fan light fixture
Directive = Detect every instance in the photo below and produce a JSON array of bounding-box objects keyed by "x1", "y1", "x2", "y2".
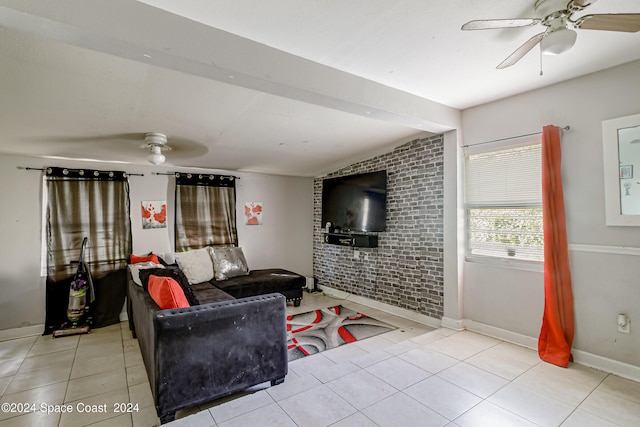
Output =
[
  {"x1": 147, "y1": 145, "x2": 166, "y2": 165},
  {"x1": 541, "y1": 27, "x2": 577, "y2": 55},
  {"x1": 144, "y1": 132, "x2": 170, "y2": 165}
]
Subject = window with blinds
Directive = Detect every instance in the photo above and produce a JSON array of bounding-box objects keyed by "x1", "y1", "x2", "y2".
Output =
[{"x1": 464, "y1": 143, "x2": 543, "y2": 262}]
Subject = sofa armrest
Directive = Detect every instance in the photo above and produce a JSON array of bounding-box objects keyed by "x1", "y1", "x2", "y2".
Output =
[
  {"x1": 155, "y1": 293, "x2": 288, "y2": 416},
  {"x1": 127, "y1": 279, "x2": 160, "y2": 394}
]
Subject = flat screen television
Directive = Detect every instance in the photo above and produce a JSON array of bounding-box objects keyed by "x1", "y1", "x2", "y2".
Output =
[{"x1": 321, "y1": 170, "x2": 387, "y2": 233}]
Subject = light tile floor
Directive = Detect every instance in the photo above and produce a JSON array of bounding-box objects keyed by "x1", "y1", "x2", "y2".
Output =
[{"x1": 0, "y1": 292, "x2": 639, "y2": 426}]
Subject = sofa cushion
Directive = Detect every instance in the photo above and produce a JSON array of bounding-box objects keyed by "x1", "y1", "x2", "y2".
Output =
[
  {"x1": 208, "y1": 247, "x2": 250, "y2": 281},
  {"x1": 190, "y1": 282, "x2": 236, "y2": 304},
  {"x1": 213, "y1": 269, "x2": 305, "y2": 298},
  {"x1": 129, "y1": 262, "x2": 165, "y2": 286},
  {"x1": 139, "y1": 267, "x2": 199, "y2": 306},
  {"x1": 130, "y1": 253, "x2": 161, "y2": 264},
  {"x1": 148, "y1": 275, "x2": 190, "y2": 309},
  {"x1": 175, "y1": 248, "x2": 214, "y2": 284}
]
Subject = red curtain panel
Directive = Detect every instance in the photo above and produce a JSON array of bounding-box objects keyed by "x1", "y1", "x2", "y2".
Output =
[{"x1": 538, "y1": 125, "x2": 575, "y2": 368}]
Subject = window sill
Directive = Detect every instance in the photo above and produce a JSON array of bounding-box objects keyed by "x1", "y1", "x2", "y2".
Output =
[{"x1": 464, "y1": 255, "x2": 543, "y2": 273}]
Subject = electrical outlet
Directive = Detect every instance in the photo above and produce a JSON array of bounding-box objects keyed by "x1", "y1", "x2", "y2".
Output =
[
  {"x1": 364, "y1": 253, "x2": 369, "y2": 261},
  {"x1": 618, "y1": 314, "x2": 631, "y2": 334},
  {"x1": 353, "y1": 250, "x2": 360, "y2": 260}
]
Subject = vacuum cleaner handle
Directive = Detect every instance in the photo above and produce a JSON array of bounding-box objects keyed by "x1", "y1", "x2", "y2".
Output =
[{"x1": 77, "y1": 237, "x2": 88, "y2": 275}]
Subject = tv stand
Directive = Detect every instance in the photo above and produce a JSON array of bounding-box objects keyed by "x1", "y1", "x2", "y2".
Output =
[{"x1": 324, "y1": 232, "x2": 378, "y2": 248}]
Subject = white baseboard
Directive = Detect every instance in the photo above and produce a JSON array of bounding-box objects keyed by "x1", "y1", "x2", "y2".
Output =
[
  {"x1": 318, "y1": 284, "x2": 442, "y2": 329},
  {"x1": 462, "y1": 319, "x2": 640, "y2": 383},
  {"x1": 0, "y1": 308, "x2": 128, "y2": 342},
  {"x1": 0, "y1": 324, "x2": 44, "y2": 342},
  {"x1": 463, "y1": 319, "x2": 539, "y2": 350},
  {"x1": 441, "y1": 316, "x2": 465, "y2": 331},
  {"x1": 572, "y1": 349, "x2": 640, "y2": 383}
]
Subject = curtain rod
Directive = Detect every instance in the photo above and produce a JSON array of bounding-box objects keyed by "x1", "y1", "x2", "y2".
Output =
[
  {"x1": 462, "y1": 125, "x2": 571, "y2": 149},
  {"x1": 152, "y1": 172, "x2": 240, "y2": 179},
  {"x1": 22, "y1": 167, "x2": 144, "y2": 176}
]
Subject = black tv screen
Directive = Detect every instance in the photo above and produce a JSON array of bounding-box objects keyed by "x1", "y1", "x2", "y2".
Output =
[{"x1": 322, "y1": 170, "x2": 387, "y2": 233}]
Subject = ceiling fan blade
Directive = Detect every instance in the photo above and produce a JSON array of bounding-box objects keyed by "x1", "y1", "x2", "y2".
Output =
[
  {"x1": 33, "y1": 133, "x2": 144, "y2": 143},
  {"x1": 497, "y1": 32, "x2": 545, "y2": 69},
  {"x1": 570, "y1": 0, "x2": 598, "y2": 8},
  {"x1": 25, "y1": 133, "x2": 207, "y2": 160},
  {"x1": 462, "y1": 18, "x2": 539, "y2": 31},
  {"x1": 576, "y1": 14, "x2": 640, "y2": 32}
]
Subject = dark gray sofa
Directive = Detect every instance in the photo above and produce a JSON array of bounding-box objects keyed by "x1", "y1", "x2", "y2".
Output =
[{"x1": 127, "y1": 269, "x2": 295, "y2": 423}]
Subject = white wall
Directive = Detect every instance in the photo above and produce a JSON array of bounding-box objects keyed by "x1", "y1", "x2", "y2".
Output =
[
  {"x1": 456, "y1": 60, "x2": 640, "y2": 367},
  {"x1": 0, "y1": 154, "x2": 313, "y2": 331},
  {"x1": 235, "y1": 173, "x2": 313, "y2": 275}
]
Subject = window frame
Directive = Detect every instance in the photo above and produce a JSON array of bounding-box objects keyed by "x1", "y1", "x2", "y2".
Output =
[
  {"x1": 174, "y1": 173, "x2": 238, "y2": 252},
  {"x1": 44, "y1": 168, "x2": 132, "y2": 280},
  {"x1": 463, "y1": 138, "x2": 544, "y2": 268}
]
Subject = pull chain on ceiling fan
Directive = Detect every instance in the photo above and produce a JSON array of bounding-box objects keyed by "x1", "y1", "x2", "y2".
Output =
[{"x1": 461, "y1": 0, "x2": 640, "y2": 69}]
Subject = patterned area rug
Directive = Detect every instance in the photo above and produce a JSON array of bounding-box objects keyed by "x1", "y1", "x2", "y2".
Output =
[{"x1": 287, "y1": 305, "x2": 397, "y2": 361}]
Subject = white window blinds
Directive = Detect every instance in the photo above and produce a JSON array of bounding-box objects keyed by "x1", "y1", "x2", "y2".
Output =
[
  {"x1": 464, "y1": 143, "x2": 543, "y2": 261},
  {"x1": 465, "y1": 144, "x2": 542, "y2": 206}
]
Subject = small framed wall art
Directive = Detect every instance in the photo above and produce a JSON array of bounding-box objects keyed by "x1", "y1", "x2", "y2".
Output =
[
  {"x1": 141, "y1": 200, "x2": 167, "y2": 229},
  {"x1": 245, "y1": 201, "x2": 263, "y2": 225}
]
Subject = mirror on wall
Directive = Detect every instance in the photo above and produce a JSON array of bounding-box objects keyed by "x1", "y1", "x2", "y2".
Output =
[{"x1": 602, "y1": 113, "x2": 640, "y2": 226}]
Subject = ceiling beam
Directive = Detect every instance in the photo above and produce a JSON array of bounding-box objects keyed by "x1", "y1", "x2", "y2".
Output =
[{"x1": 0, "y1": 0, "x2": 460, "y2": 134}]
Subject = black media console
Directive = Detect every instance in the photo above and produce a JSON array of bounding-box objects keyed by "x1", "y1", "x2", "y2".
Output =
[{"x1": 323, "y1": 232, "x2": 378, "y2": 248}]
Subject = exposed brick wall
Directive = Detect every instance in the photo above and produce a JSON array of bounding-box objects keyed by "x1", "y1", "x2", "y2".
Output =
[{"x1": 313, "y1": 134, "x2": 444, "y2": 319}]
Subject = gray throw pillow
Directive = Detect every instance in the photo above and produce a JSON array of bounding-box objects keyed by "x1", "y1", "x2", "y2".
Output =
[{"x1": 208, "y1": 247, "x2": 250, "y2": 281}]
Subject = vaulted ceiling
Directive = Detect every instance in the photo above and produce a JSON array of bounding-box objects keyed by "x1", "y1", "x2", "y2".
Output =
[{"x1": 1, "y1": 0, "x2": 638, "y2": 176}]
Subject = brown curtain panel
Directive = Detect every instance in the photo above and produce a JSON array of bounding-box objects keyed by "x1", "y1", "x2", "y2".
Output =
[
  {"x1": 46, "y1": 167, "x2": 132, "y2": 280},
  {"x1": 538, "y1": 125, "x2": 575, "y2": 368},
  {"x1": 174, "y1": 173, "x2": 238, "y2": 251}
]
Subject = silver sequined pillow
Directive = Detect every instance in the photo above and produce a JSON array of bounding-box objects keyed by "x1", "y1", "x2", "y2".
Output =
[{"x1": 208, "y1": 247, "x2": 250, "y2": 281}]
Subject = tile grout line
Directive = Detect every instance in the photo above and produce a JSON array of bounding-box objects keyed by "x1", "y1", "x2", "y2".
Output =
[
  {"x1": 395, "y1": 332, "x2": 545, "y2": 425},
  {"x1": 3, "y1": 335, "x2": 37, "y2": 398},
  {"x1": 558, "y1": 372, "x2": 611, "y2": 426},
  {"x1": 451, "y1": 340, "x2": 550, "y2": 425},
  {"x1": 61, "y1": 334, "x2": 78, "y2": 408}
]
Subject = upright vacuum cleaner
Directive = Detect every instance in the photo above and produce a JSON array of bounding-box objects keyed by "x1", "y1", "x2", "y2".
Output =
[{"x1": 53, "y1": 237, "x2": 93, "y2": 337}]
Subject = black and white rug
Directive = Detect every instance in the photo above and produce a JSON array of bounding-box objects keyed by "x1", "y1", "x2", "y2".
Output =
[{"x1": 287, "y1": 305, "x2": 396, "y2": 361}]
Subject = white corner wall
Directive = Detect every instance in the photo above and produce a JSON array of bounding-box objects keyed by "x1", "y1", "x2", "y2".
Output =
[
  {"x1": 459, "y1": 60, "x2": 640, "y2": 368},
  {"x1": 0, "y1": 154, "x2": 313, "y2": 331}
]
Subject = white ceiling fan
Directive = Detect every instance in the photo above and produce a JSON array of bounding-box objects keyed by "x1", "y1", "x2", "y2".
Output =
[
  {"x1": 462, "y1": 0, "x2": 640, "y2": 69},
  {"x1": 28, "y1": 132, "x2": 207, "y2": 165}
]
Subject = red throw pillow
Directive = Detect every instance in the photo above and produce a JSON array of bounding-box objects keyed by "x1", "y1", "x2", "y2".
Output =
[
  {"x1": 147, "y1": 275, "x2": 190, "y2": 309},
  {"x1": 130, "y1": 254, "x2": 160, "y2": 265}
]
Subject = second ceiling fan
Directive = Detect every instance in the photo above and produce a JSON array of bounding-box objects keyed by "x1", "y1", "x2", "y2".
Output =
[{"x1": 462, "y1": 0, "x2": 640, "y2": 69}]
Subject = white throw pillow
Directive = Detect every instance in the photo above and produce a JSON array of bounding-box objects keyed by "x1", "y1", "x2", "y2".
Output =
[
  {"x1": 174, "y1": 248, "x2": 214, "y2": 284},
  {"x1": 128, "y1": 262, "x2": 165, "y2": 286}
]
